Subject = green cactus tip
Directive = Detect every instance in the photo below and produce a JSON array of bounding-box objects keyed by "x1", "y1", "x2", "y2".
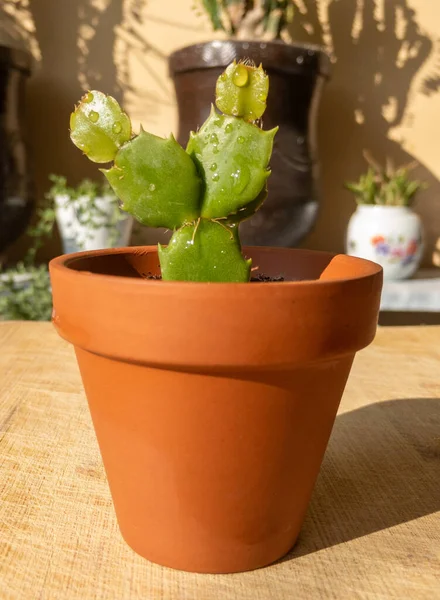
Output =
[
  {"x1": 69, "y1": 61, "x2": 277, "y2": 282},
  {"x1": 215, "y1": 60, "x2": 269, "y2": 122}
]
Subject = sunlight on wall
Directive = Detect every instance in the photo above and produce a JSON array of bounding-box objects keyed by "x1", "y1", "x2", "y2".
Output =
[{"x1": 1, "y1": 0, "x2": 40, "y2": 61}]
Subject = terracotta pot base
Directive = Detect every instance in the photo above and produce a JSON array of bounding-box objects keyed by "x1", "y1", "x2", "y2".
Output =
[{"x1": 50, "y1": 246, "x2": 382, "y2": 573}]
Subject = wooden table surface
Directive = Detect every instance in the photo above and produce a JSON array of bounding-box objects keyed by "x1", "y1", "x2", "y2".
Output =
[{"x1": 1, "y1": 322, "x2": 439, "y2": 600}]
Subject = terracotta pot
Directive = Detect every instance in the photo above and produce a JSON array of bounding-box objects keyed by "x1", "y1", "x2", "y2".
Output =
[
  {"x1": 169, "y1": 41, "x2": 330, "y2": 247},
  {"x1": 49, "y1": 246, "x2": 382, "y2": 573}
]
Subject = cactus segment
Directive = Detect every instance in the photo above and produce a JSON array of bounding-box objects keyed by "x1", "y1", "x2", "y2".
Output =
[
  {"x1": 187, "y1": 108, "x2": 277, "y2": 220},
  {"x1": 103, "y1": 130, "x2": 202, "y2": 229},
  {"x1": 215, "y1": 61, "x2": 269, "y2": 122},
  {"x1": 70, "y1": 91, "x2": 131, "y2": 163},
  {"x1": 158, "y1": 220, "x2": 251, "y2": 282}
]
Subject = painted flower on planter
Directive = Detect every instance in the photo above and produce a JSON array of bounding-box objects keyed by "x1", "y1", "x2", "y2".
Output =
[
  {"x1": 371, "y1": 235, "x2": 420, "y2": 265},
  {"x1": 407, "y1": 239, "x2": 418, "y2": 256}
]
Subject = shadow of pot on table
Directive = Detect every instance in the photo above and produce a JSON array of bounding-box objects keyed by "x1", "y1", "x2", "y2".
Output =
[{"x1": 288, "y1": 397, "x2": 440, "y2": 558}]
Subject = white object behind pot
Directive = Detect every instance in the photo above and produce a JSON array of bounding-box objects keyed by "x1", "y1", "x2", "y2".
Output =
[
  {"x1": 55, "y1": 195, "x2": 133, "y2": 253},
  {"x1": 54, "y1": 194, "x2": 77, "y2": 254},
  {"x1": 346, "y1": 205, "x2": 424, "y2": 280}
]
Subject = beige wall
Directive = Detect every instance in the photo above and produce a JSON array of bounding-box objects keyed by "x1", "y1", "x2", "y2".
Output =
[{"x1": 7, "y1": 0, "x2": 440, "y2": 264}]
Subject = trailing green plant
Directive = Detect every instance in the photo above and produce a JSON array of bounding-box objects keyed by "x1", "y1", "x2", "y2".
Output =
[
  {"x1": 0, "y1": 264, "x2": 52, "y2": 321},
  {"x1": 195, "y1": 0, "x2": 295, "y2": 41},
  {"x1": 0, "y1": 202, "x2": 55, "y2": 321},
  {"x1": 46, "y1": 175, "x2": 126, "y2": 248},
  {"x1": 345, "y1": 151, "x2": 427, "y2": 207},
  {"x1": 69, "y1": 61, "x2": 278, "y2": 282}
]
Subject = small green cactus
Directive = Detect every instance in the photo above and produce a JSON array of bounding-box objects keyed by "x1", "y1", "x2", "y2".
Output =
[{"x1": 70, "y1": 60, "x2": 278, "y2": 282}]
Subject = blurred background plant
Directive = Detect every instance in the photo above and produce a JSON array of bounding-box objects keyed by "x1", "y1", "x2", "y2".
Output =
[
  {"x1": 0, "y1": 203, "x2": 55, "y2": 322},
  {"x1": 345, "y1": 151, "x2": 427, "y2": 207},
  {"x1": 46, "y1": 175, "x2": 129, "y2": 252},
  {"x1": 197, "y1": 0, "x2": 295, "y2": 41}
]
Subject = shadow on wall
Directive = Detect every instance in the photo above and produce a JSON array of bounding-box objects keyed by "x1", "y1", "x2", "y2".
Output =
[
  {"x1": 291, "y1": 0, "x2": 440, "y2": 263},
  {"x1": 287, "y1": 397, "x2": 440, "y2": 558}
]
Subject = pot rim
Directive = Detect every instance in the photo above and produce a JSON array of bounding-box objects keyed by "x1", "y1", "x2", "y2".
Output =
[
  {"x1": 50, "y1": 246, "x2": 383, "y2": 369},
  {"x1": 50, "y1": 245, "x2": 382, "y2": 288},
  {"x1": 0, "y1": 45, "x2": 32, "y2": 73},
  {"x1": 168, "y1": 39, "x2": 331, "y2": 78},
  {"x1": 354, "y1": 204, "x2": 415, "y2": 211}
]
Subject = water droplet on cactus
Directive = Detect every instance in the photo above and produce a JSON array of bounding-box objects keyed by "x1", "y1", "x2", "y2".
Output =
[
  {"x1": 89, "y1": 110, "x2": 99, "y2": 123},
  {"x1": 212, "y1": 173, "x2": 220, "y2": 182},
  {"x1": 210, "y1": 163, "x2": 217, "y2": 171},
  {"x1": 84, "y1": 92, "x2": 94, "y2": 103},
  {"x1": 237, "y1": 136, "x2": 245, "y2": 144},
  {"x1": 220, "y1": 188, "x2": 226, "y2": 194},
  {"x1": 232, "y1": 108, "x2": 239, "y2": 116},
  {"x1": 210, "y1": 133, "x2": 219, "y2": 144},
  {"x1": 258, "y1": 94, "x2": 266, "y2": 102},
  {"x1": 220, "y1": 73, "x2": 227, "y2": 81},
  {"x1": 233, "y1": 64, "x2": 249, "y2": 87},
  {"x1": 214, "y1": 118, "x2": 222, "y2": 126},
  {"x1": 212, "y1": 145, "x2": 219, "y2": 154},
  {"x1": 225, "y1": 123, "x2": 233, "y2": 133},
  {"x1": 230, "y1": 165, "x2": 250, "y2": 194},
  {"x1": 112, "y1": 121, "x2": 122, "y2": 134},
  {"x1": 149, "y1": 183, "x2": 156, "y2": 192}
]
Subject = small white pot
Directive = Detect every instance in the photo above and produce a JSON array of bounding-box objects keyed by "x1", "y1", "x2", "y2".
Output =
[
  {"x1": 54, "y1": 194, "x2": 77, "y2": 254},
  {"x1": 346, "y1": 205, "x2": 424, "y2": 280},
  {"x1": 55, "y1": 195, "x2": 133, "y2": 253}
]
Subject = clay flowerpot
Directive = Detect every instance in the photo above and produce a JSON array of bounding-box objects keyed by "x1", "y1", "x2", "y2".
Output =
[{"x1": 50, "y1": 246, "x2": 382, "y2": 574}]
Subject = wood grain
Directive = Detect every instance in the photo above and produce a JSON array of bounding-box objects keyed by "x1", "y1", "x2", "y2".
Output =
[{"x1": 1, "y1": 322, "x2": 439, "y2": 599}]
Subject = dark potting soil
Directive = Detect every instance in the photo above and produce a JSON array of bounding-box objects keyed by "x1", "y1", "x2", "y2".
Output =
[{"x1": 142, "y1": 272, "x2": 285, "y2": 282}]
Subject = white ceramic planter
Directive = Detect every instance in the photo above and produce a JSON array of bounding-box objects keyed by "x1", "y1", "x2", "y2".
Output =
[
  {"x1": 55, "y1": 195, "x2": 133, "y2": 253},
  {"x1": 346, "y1": 205, "x2": 424, "y2": 280},
  {"x1": 54, "y1": 194, "x2": 77, "y2": 254}
]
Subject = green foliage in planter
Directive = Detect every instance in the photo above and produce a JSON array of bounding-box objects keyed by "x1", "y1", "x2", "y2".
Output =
[
  {"x1": 345, "y1": 151, "x2": 427, "y2": 207},
  {"x1": 69, "y1": 60, "x2": 278, "y2": 282},
  {"x1": 46, "y1": 175, "x2": 126, "y2": 248},
  {"x1": 196, "y1": 0, "x2": 295, "y2": 41}
]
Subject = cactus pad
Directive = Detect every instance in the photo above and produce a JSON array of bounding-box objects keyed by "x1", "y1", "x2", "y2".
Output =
[
  {"x1": 187, "y1": 108, "x2": 277, "y2": 220},
  {"x1": 158, "y1": 220, "x2": 251, "y2": 282},
  {"x1": 70, "y1": 91, "x2": 131, "y2": 163},
  {"x1": 103, "y1": 130, "x2": 202, "y2": 229},
  {"x1": 215, "y1": 61, "x2": 269, "y2": 122}
]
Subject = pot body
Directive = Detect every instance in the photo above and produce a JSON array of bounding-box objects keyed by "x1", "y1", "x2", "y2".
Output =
[
  {"x1": 54, "y1": 194, "x2": 133, "y2": 253},
  {"x1": 346, "y1": 205, "x2": 424, "y2": 280},
  {"x1": 0, "y1": 46, "x2": 34, "y2": 254},
  {"x1": 50, "y1": 247, "x2": 382, "y2": 573},
  {"x1": 169, "y1": 41, "x2": 330, "y2": 247}
]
